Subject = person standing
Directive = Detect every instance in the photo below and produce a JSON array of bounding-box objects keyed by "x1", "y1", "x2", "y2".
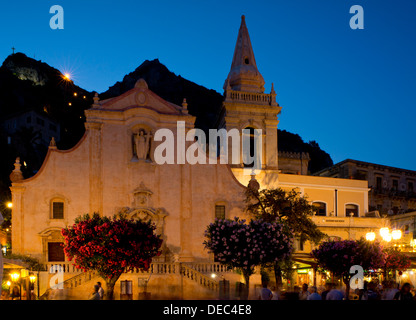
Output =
[
  {"x1": 299, "y1": 283, "x2": 310, "y2": 300},
  {"x1": 326, "y1": 285, "x2": 344, "y2": 300},
  {"x1": 361, "y1": 281, "x2": 380, "y2": 300},
  {"x1": 321, "y1": 283, "x2": 332, "y2": 300},
  {"x1": 270, "y1": 286, "x2": 279, "y2": 300},
  {"x1": 393, "y1": 283, "x2": 414, "y2": 301},
  {"x1": 97, "y1": 282, "x2": 104, "y2": 300},
  {"x1": 259, "y1": 283, "x2": 273, "y2": 300},
  {"x1": 10, "y1": 286, "x2": 21, "y2": 300},
  {"x1": 89, "y1": 284, "x2": 101, "y2": 300},
  {"x1": 382, "y1": 281, "x2": 399, "y2": 300},
  {"x1": 307, "y1": 286, "x2": 322, "y2": 300}
]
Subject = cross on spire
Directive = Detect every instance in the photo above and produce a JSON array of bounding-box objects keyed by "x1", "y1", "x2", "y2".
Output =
[{"x1": 11, "y1": 47, "x2": 15, "y2": 54}]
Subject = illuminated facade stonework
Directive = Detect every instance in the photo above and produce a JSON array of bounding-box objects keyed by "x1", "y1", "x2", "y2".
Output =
[{"x1": 9, "y1": 16, "x2": 381, "y2": 299}]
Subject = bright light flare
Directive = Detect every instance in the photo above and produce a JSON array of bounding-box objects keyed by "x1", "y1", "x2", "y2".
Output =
[
  {"x1": 10, "y1": 273, "x2": 20, "y2": 282},
  {"x1": 383, "y1": 234, "x2": 392, "y2": 242},
  {"x1": 392, "y1": 230, "x2": 402, "y2": 240},
  {"x1": 366, "y1": 232, "x2": 376, "y2": 241},
  {"x1": 6, "y1": 202, "x2": 12, "y2": 208},
  {"x1": 380, "y1": 227, "x2": 390, "y2": 238}
]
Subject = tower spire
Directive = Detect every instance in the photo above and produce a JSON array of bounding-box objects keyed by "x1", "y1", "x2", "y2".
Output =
[{"x1": 224, "y1": 15, "x2": 265, "y2": 93}]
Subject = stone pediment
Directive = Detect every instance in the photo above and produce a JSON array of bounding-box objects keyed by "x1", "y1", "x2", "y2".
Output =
[
  {"x1": 95, "y1": 79, "x2": 183, "y2": 115},
  {"x1": 119, "y1": 206, "x2": 168, "y2": 236}
]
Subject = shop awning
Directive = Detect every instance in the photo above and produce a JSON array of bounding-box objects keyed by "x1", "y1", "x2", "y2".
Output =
[
  {"x1": 292, "y1": 253, "x2": 318, "y2": 269},
  {"x1": 3, "y1": 258, "x2": 28, "y2": 269}
]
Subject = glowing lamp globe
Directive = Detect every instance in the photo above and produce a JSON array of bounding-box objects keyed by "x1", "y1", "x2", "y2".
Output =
[
  {"x1": 366, "y1": 232, "x2": 376, "y2": 241},
  {"x1": 380, "y1": 227, "x2": 390, "y2": 238},
  {"x1": 10, "y1": 272, "x2": 20, "y2": 282},
  {"x1": 383, "y1": 233, "x2": 392, "y2": 242},
  {"x1": 392, "y1": 230, "x2": 402, "y2": 240}
]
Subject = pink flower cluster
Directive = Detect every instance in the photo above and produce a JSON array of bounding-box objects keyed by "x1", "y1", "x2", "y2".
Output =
[
  {"x1": 312, "y1": 238, "x2": 386, "y2": 278},
  {"x1": 204, "y1": 217, "x2": 293, "y2": 273}
]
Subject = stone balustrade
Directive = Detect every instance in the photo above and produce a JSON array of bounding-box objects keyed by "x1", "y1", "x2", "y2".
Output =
[
  {"x1": 225, "y1": 90, "x2": 276, "y2": 106},
  {"x1": 40, "y1": 262, "x2": 232, "y2": 298}
]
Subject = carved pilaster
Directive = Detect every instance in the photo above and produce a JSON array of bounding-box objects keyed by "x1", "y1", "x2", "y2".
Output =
[
  {"x1": 179, "y1": 164, "x2": 193, "y2": 262},
  {"x1": 10, "y1": 185, "x2": 26, "y2": 254},
  {"x1": 86, "y1": 122, "x2": 103, "y2": 215},
  {"x1": 264, "y1": 118, "x2": 279, "y2": 170}
]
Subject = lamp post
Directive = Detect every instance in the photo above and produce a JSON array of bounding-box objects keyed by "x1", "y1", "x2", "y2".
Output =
[
  {"x1": 29, "y1": 274, "x2": 36, "y2": 300},
  {"x1": 10, "y1": 271, "x2": 21, "y2": 300},
  {"x1": 365, "y1": 231, "x2": 376, "y2": 241},
  {"x1": 392, "y1": 230, "x2": 402, "y2": 241},
  {"x1": 366, "y1": 228, "x2": 402, "y2": 244}
]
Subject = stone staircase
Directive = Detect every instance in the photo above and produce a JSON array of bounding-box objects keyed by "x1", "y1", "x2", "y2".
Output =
[{"x1": 40, "y1": 262, "x2": 232, "y2": 299}]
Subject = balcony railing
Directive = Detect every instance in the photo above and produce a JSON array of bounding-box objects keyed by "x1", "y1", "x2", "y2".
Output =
[{"x1": 371, "y1": 187, "x2": 416, "y2": 199}]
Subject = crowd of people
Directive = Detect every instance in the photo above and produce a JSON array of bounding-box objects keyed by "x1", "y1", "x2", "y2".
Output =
[
  {"x1": 259, "y1": 281, "x2": 416, "y2": 300},
  {"x1": 0, "y1": 281, "x2": 105, "y2": 300},
  {"x1": 0, "y1": 285, "x2": 37, "y2": 300}
]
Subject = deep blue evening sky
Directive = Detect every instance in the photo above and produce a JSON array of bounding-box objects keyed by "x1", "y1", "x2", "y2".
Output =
[{"x1": 0, "y1": 1, "x2": 415, "y2": 170}]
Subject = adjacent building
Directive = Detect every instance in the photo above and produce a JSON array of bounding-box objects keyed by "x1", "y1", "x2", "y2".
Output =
[
  {"x1": 315, "y1": 159, "x2": 416, "y2": 216},
  {"x1": 0, "y1": 109, "x2": 60, "y2": 147}
]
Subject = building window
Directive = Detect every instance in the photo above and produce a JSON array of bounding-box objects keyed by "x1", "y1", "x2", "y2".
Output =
[
  {"x1": 51, "y1": 201, "x2": 64, "y2": 219},
  {"x1": 355, "y1": 170, "x2": 367, "y2": 180},
  {"x1": 242, "y1": 127, "x2": 261, "y2": 168},
  {"x1": 312, "y1": 202, "x2": 327, "y2": 216},
  {"x1": 36, "y1": 118, "x2": 45, "y2": 126},
  {"x1": 48, "y1": 242, "x2": 65, "y2": 262},
  {"x1": 392, "y1": 179, "x2": 399, "y2": 191},
  {"x1": 120, "y1": 280, "x2": 133, "y2": 299},
  {"x1": 49, "y1": 123, "x2": 57, "y2": 132},
  {"x1": 346, "y1": 204, "x2": 359, "y2": 217},
  {"x1": 376, "y1": 177, "x2": 382, "y2": 190},
  {"x1": 409, "y1": 181, "x2": 414, "y2": 192},
  {"x1": 215, "y1": 205, "x2": 226, "y2": 220}
]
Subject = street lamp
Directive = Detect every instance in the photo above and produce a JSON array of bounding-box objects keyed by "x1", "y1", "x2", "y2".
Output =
[
  {"x1": 392, "y1": 229, "x2": 402, "y2": 241},
  {"x1": 10, "y1": 272, "x2": 21, "y2": 300},
  {"x1": 383, "y1": 233, "x2": 392, "y2": 242},
  {"x1": 29, "y1": 274, "x2": 36, "y2": 300},
  {"x1": 380, "y1": 227, "x2": 390, "y2": 238},
  {"x1": 366, "y1": 232, "x2": 376, "y2": 241},
  {"x1": 10, "y1": 272, "x2": 20, "y2": 282},
  {"x1": 6, "y1": 202, "x2": 12, "y2": 208}
]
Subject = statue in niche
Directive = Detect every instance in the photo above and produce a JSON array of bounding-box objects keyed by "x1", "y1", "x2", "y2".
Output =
[{"x1": 134, "y1": 130, "x2": 152, "y2": 160}]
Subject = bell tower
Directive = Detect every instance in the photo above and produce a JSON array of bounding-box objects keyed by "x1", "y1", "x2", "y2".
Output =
[{"x1": 219, "y1": 15, "x2": 281, "y2": 172}]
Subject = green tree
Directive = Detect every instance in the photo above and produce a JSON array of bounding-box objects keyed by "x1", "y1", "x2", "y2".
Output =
[{"x1": 245, "y1": 187, "x2": 326, "y2": 288}]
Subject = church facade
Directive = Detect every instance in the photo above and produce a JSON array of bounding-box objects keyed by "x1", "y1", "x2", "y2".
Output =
[{"x1": 9, "y1": 16, "x2": 381, "y2": 299}]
